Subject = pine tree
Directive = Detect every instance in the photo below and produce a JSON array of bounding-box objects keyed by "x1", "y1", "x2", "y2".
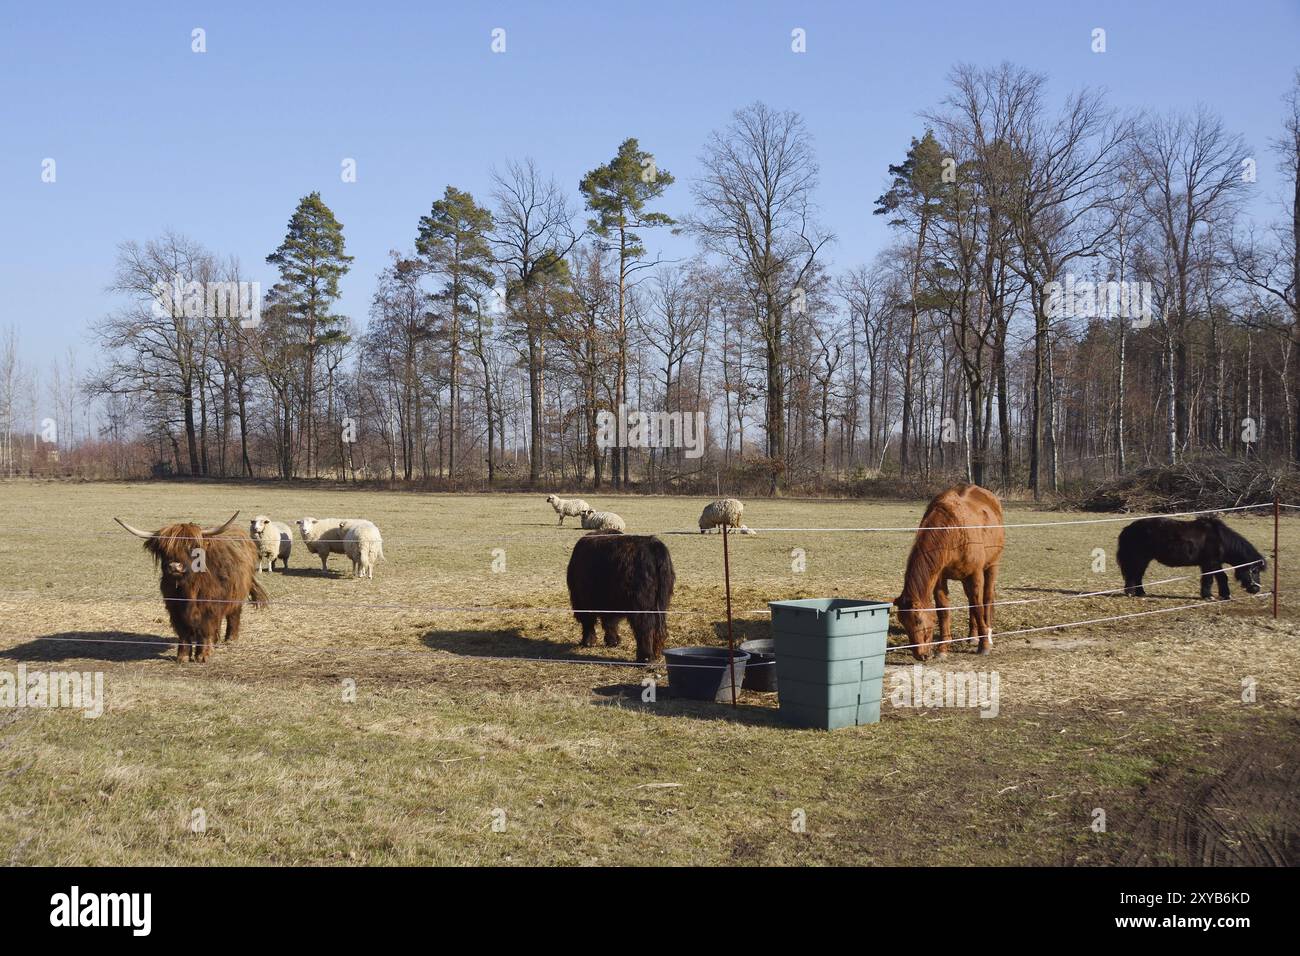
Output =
[
  {"x1": 416, "y1": 187, "x2": 495, "y2": 479},
  {"x1": 874, "y1": 131, "x2": 947, "y2": 475},
  {"x1": 580, "y1": 138, "x2": 675, "y2": 486},
  {"x1": 266, "y1": 191, "x2": 353, "y2": 476}
]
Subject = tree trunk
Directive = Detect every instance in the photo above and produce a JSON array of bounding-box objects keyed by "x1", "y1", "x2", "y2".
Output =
[
  {"x1": 1029, "y1": 281, "x2": 1045, "y2": 499},
  {"x1": 182, "y1": 372, "x2": 200, "y2": 476}
]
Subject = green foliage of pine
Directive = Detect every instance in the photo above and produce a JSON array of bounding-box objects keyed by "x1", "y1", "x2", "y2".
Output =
[
  {"x1": 579, "y1": 137, "x2": 676, "y2": 260},
  {"x1": 266, "y1": 191, "x2": 354, "y2": 349}
]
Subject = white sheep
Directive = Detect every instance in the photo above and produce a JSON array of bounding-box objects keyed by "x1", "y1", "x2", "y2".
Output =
[
  {"x1": 296, "y1": 517, "x2": 354, "y2": 572},
  {"x1": 579, "y1": 509, "x2": 626, "y2": 533},
  {"x1": 249, "y1": 515, "x2": 292, "y2": 572},
  {"x1": 698, "y1": 498, "x2": 756, "y2": 534},
  {"x1": 343, "y1": 521, "x2": 385, "y2": 579},
  {"x1": 546, "y1": 494, "x2": 590, "y2": 526}
]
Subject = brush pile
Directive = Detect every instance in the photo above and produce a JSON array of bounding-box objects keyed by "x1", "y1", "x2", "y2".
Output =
[{"x1": 1072, "y1": 457, "x2": 1297, "y2": 513}]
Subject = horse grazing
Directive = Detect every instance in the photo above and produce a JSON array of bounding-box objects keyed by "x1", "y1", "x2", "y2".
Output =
[
  {"x1": 1116, "y1": 516, "x2": 1265, "y2": 599},
  {"x1": 115, "y1": 511, "x2": 268, "y2": 662},
  {"x1": 894, "y1": 484, "x2": 1005, "y2": 660},
  {"x1": 566, "y1": 532, "x2": 675, "y2": 662}
]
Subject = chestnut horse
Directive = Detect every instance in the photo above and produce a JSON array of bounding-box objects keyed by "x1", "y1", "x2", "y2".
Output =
[{"x1": 894, "y1": 484, "x2": 1005, "y2": 659}]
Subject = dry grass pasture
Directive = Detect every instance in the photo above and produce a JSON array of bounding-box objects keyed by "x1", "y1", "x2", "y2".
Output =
[{"x1": 1, "y1": 481, "x2": 1297, "y2": 865}]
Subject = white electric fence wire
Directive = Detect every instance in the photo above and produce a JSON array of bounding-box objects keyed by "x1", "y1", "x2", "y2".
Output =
[
  {"x1": 0, "y1": 500, "x2": 1281, "y2": 544},
  {"x1": 885, "y1": 591, "x2": 1272, "y2": 652},
  {"x1": 0, "y1": 560, "x2": 1262, "y2": 614},
  {"x1": 0, "y1": 591, "x2": 1276, "y2": 667},
  {"x1": 0, "y1": 502, "x2": 1282, "y2": 671}
]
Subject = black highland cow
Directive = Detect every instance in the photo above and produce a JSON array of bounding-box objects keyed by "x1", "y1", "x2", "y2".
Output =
[
  {"x1": 1116, "y1": 516, "x2": 1265, "y2": 599},
  {"x1": 566, "y1": 532, "x2": 675, "y2": 662}
]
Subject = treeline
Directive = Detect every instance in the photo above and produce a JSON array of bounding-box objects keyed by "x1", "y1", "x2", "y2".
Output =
[{"x1": 3, "y1": 63, "x2": 1298, "y2": 497}]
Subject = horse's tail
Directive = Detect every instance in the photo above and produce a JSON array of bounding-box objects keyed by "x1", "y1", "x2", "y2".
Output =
[{"x1": 1115, "y1": 520, "x2": 1140, "y2": 570}]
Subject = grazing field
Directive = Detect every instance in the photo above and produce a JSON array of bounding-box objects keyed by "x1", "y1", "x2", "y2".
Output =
[{"x1": 1, "y1": 481, "x2": 1297, "y2": 865}]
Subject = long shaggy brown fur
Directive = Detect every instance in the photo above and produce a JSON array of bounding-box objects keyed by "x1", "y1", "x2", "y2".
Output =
[
  {"x1": 139, "y1": 523, "x2": 268, "y2": 662},
  {"x1": 566, "y1": 532, "x2": 675, "y2": 662},
  {"x1": 895, "y1": 483, "x2": 1005, "y2": 659}
]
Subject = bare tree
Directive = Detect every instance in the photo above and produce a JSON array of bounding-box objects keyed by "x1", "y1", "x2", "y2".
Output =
[
  {"x1": 690, "y1": 102, "x2": 832, "y2": 493},
  {"x1": 1233, "y1": 70, "x2": 1300, "y2": 458},
  {"x1": 90, "y1": 233, "x2": 219, "y2": 476},
  {"x1": 637, "y1": 264, "x2": 709, "y2": 482},
  {"x1": 490, "y1": 159, "x2": 581, "y2": 483},
  {"x1": 0, "y1": 326, "x2": 20, "y2": 475},
  {"x1": 1133, "y1": 106, "x2": 1249, "y2": 462},
  {"x1": 1002, "y1": 70, "x2": 1130, "y2": 493}
]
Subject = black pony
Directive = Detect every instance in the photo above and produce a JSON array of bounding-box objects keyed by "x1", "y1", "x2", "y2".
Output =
[{"x1": 1116, "y1": 516, "x2": 1265, "y2": 599}]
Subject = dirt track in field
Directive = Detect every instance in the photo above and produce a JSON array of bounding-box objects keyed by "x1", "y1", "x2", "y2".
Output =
[{"x1": 1108, "y1": 715, "x2": 1300, "y2": 866}]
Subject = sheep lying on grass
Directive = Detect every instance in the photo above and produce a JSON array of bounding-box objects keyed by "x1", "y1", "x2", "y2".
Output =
[
  {"x1": 249, "y1": 515, "x2": 292, "y2": 572},
  {"x1": 698, "y1": 498, "x2": 756, "y2": 535},
  {"x1": 580, "y1": 509, "x2": 626, "y2": 533},
  {"x1": 546, "y1": 494, "x2": 590, "y2": 526},
  {"x1": 343, "y1": 521, "x2": 385, "y2": 579}
]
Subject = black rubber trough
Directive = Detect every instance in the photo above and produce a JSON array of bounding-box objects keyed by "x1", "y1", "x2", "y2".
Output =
[
  {"x1": 664, "y1": 646, "x2": 750, "y2": 702},
  {"x1": 739, "y1": 638, "x2": 777, "y2": 691}
]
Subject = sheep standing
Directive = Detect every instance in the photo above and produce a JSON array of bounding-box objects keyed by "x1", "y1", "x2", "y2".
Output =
[
  {"x1": 546, "y1": 494, "x2": 590, "y2": 526},
  {"x1": 699, "y1": 498, "x2": 756, "y2": 535},
  {"x1": 580, "y1": 509, "x2": 626, "y2": 533},
  {"x1": 343, "y1": 521, "x2": 385, "y2": 579},
  {"x1": 296, "y1": 517, "x2": 353, "y2": 572},
  {"x1": 249, "y1": 515, "x2": 293, "y2": 572}
]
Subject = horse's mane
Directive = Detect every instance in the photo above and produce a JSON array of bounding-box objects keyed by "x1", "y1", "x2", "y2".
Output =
[
  {"x1": 1211, "y1": 519, "x2": 1265, "y2": 564},
  {"x1": 903, "y1": 535, "x2": 946, "y2": 595},
  {"x1": 901, "y1": 495, "x2": 963, "y2": 599}
]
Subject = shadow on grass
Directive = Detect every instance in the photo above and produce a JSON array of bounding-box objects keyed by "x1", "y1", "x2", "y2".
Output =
[
  {"x1": 1003, "y1": 584, "x2": 1195, "y2": 601},
  {"x1": 591, "y1": 681, "x2": 783, "y2": 726},
  {"x1": 420, "y1": 625, "x2": 635, "y2": 663},
  {"x1": 276, "y1": 567, "x2": 347, "y2": 579},
  {"x1": 1, "y1": 631, "x2": 173, "y2": 662}
]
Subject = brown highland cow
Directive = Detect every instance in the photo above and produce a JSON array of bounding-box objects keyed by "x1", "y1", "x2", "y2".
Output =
[{"x1": 115, "y1": 511, "x2": 268, "y2": 662}]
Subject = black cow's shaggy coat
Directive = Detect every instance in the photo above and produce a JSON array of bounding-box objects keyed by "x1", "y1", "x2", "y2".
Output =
[
  {"x1": 566, "y1": 532, "x2": 675, "y2": 662},
  {"x1": 1116, "y1": 516, "x2": 1265, "y2": 599}
]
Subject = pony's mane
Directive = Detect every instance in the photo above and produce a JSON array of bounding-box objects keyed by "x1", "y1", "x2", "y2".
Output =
[{"x1": 1213, "y1": 520, "x2": 1265, "y2": 565}]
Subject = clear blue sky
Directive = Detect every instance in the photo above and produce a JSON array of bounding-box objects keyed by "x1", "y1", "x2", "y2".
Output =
[{"x1": 1, "y1": 0, "x2": 1296, "y2": 368}]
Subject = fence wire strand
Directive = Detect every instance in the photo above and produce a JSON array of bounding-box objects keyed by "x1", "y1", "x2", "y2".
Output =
[
  {"x1": 0, "y1": 500, "x2": 1281, "y2": 545},
  {"x1": 0, "y1": 499, "x2": 1286, "y2": 674}
]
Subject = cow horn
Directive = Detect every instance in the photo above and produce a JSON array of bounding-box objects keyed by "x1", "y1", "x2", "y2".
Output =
[
  {"x1": 114, "y1": 517, "x2": 156, "y2": 540},
  {"x1": 202, "y1": 511, "x2": 240, "y2": 536}
]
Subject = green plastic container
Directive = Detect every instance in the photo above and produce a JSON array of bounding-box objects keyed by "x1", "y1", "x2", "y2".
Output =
[
  {"x1": 775, "y1": 652, "x2": 887, "y2": 685},
  {"x1": 780, "y1": 697, "x2": 882, "y2": 730},
  {"x1": 769, "y1": 599, "x2": 890, "y2": 644},
  {"x1": 770, "y1": 598, "x2": 891, "y2": 730},
  {"x1": 777, "y1": 676, "x2": 880, "y2": 709}
]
